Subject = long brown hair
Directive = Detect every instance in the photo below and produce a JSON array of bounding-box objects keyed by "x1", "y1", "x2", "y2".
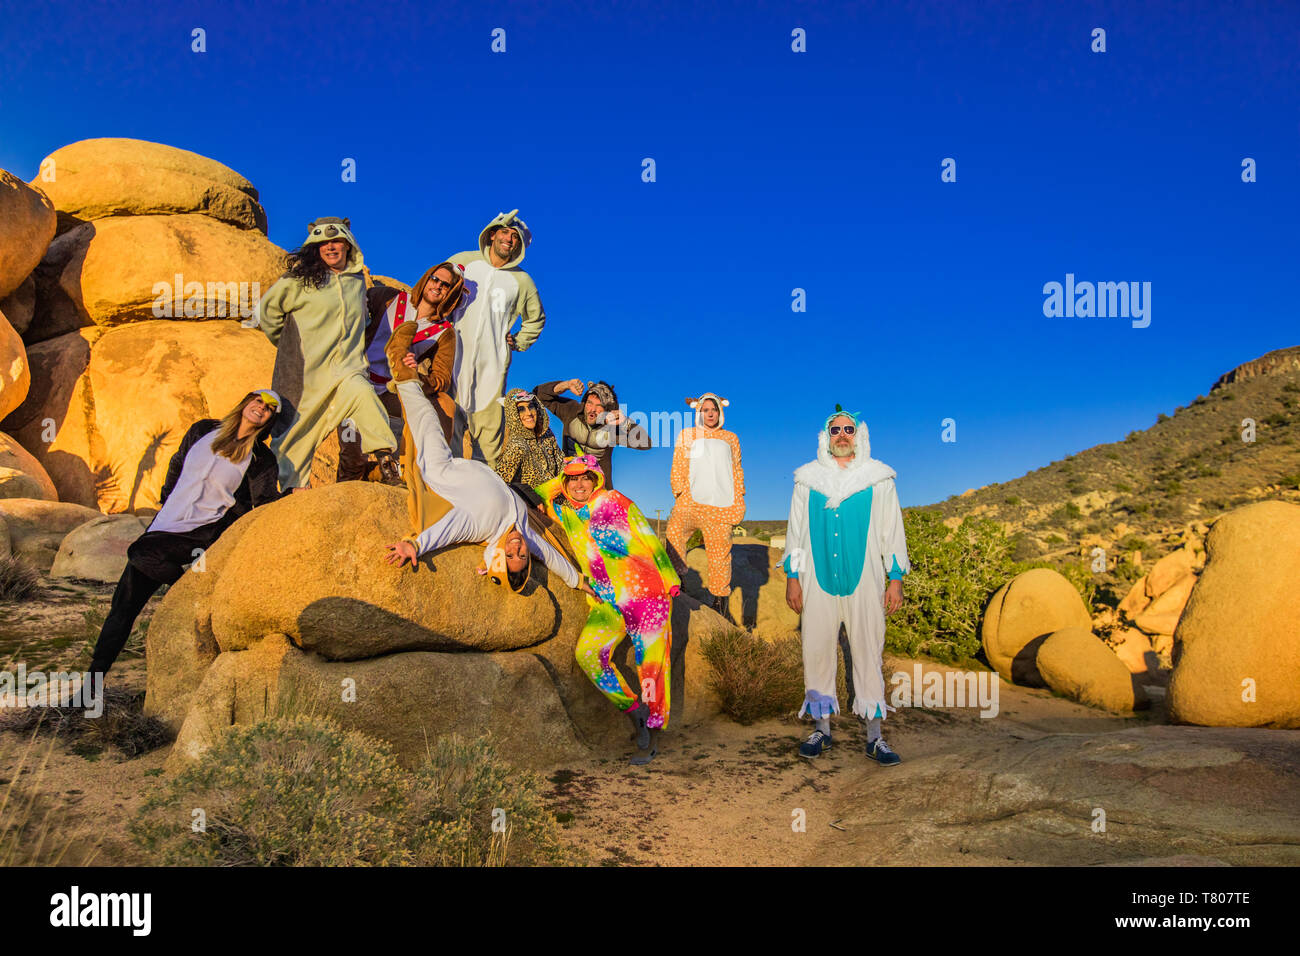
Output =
[
  {"x1": 210, "y1": 392, "x2": 277, "y2": 463},
  {"x1": 410, "y1": 261, "x2": 465, "y2": 319}
]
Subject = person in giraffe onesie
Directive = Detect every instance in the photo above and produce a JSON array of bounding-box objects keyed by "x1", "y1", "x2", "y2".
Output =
[
  {"x1": 665, "y1": 393, "x2": 745, "y2": 620},
  {"x1": 536, "y1": 457, "x2": 681, "y2": 765}
]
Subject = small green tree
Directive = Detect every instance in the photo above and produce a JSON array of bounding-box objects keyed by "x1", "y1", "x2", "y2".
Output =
[{"x1": 885, "y1": 511, "x2": 1018, "y2": 663}]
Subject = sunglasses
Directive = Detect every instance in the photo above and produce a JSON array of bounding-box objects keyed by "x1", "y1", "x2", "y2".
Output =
[
  {"x1": 829, "y1": 425, "x2": 856, "y2": 436},
  {"x1": 428, "y1": 276, "x2": 454, "y2": 289}
]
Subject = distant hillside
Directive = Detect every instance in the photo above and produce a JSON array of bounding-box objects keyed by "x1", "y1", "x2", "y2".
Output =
[{"x1": 925, "y1": 347, "x2": 1300, "y2": 573}]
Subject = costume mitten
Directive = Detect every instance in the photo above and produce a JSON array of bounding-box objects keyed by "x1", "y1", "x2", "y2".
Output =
[{"x1": 385, "y1": 320, "x2": 419, "y2": 387}]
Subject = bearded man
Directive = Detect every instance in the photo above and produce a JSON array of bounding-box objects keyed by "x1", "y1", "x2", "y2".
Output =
[{"x1": 781, "y1": 406, "x2": 910, "y2": 764}]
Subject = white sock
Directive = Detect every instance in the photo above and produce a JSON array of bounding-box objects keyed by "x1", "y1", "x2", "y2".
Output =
[{"x1": 867, "y1": 718, "x2": 882, "y2": 743}]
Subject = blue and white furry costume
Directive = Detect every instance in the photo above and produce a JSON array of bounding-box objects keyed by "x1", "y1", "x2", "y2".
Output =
[{"x1": 781, "y1": 408, "x2": 911, "y2": 722}]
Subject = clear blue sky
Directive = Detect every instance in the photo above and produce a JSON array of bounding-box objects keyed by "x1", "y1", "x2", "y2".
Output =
[{"x1": 2, "y1": 0, "x2": 1296, "y2": 518}]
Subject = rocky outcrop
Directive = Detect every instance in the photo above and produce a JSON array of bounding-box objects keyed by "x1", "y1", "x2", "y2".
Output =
[
  {"x1": 828, "y1": 726, "x2": 1300, "y2": 865},
  {"x1": 1211, "y1": 345, "x2": 1300, "y2": 390},
  {"x1": 0, "y1": 430, "x2": 56, "y2": 501},
  {"x1": 0, "y1": 171, "x2": 56, "y2": 300},
  {"x1": 0, "y1": 497, "x2": 101, "y2": 571},
  {"x1": 32, "y1": 138, "x2": 266, "y2": 235},
  {"x1": 980, "y1": 568, "x2": 1092, "y2": 686},
  {"x1": 1036, "y1": 626, "x2": 1145, "y2": 712},
  {"x1": 146, "y1": 483, "x2": 732, "y2": 770},
  {"x1": 0, "y1": 309, "x2": 29, "y2": 421},
  {"x1": 1, "y1": 320, "x2": 275, "y2": 512},
  {"x1": 28, "y1": 214, "x2": 284, "y2": 340},
  {"x1": 49, "y1": 513, "x2": 147, "y2": 583},
  {"x1": 1168, "y1": 501, "x2": 1300, "y2": 728}
]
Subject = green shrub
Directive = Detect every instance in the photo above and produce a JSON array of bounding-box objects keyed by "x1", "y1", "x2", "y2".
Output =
[
  {"x1": 1051, "y1": 502, "x2": 1083, "y2": 523},
  {"x1": 1003, "y1": 496, "x2": 1021, "y2": 506},
  {"x1": 1114, "y1": 482, "x2": 1133, "y2": 493},
  {"x1": 1104, "y1": 451, "x2": 1121, "y2": 460},
  {"x1": 1156, "y1": 413, "x2": 1171, "y2": 424},
  {"x1": 130, "y1": 717, "x2": 568, "y2": 866},
  {"x1": 884, "y1": 511, "x2": 1017, "y2": 664},
  {"x1": 1163, "y1": 479, "x2": 1183, "y2": 496}
]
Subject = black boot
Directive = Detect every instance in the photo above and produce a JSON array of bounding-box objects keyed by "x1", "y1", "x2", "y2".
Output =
[{"x1": 710, "y1": 593, "x2": 734, "y2": 623}]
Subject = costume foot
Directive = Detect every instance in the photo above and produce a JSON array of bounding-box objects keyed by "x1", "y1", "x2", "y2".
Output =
[
  {"x1": 865, "y1": 737, "x2": 901, "y2": 766},
  {"x1": 626, "y1": 703, "x2": 651, "y2": 750},
  {"x1": 630, "y1": 746, "x2": 658, "y2": 766},
  {"x1": 798, "y1": 729, "x2": 832, "y2": 759},
  {"x1": 710, "y1": 594, "x2": 734, "y2": 623},
  {"x1": 385, "y1": 319, "x2": 419, "y2": 385}
]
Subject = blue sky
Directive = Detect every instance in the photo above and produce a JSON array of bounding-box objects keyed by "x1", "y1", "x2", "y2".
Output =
[{"x1": 2, "y1": 0, "x2": 1296, "y2": 518}]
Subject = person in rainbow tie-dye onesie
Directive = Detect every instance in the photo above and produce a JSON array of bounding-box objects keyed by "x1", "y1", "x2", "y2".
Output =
[{"x1": 536, "y1": 456, "x2": 682, "y2": 765}]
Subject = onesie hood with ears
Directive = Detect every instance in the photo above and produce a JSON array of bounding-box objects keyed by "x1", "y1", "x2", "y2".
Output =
[
  {"x1": 477, "y1": 209, "x2": 532, "y2": 268},
  {"x1": 299, "y1": 217, "x2": 364, "y2": 269},
  {"x1": 686, "y1": 392, "x2": 729, "y2": 429}
]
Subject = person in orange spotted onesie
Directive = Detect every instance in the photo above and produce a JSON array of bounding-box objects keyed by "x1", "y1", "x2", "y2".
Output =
[{"x1": 665, "y1": 393, "x2": 745, "y2": 620}]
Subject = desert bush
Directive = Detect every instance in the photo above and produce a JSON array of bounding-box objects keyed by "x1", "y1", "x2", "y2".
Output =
[
  {"x1": 0, "y1": 556, "x2": 39, "y2": 602},
  {"x1": 1003, "y1": 496, "x2": 1021, "y2": 505},
  {"x1": 885, "y1": 511, "x2": 1017, "y2": 663},
  {"x1": 407, "y1": 734, "x2": 568, "y2": 866},
  {"x1": 699, "y1": 627, "x2": 808, "y2": 724},
  {"x1": 1114, "y1": 481, "x2": 1133, "y2": 493},
  {"x1": 130, "y1": 716, "x2": 568, "y2": 866}
]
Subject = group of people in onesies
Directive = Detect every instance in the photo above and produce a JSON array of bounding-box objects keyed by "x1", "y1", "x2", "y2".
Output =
[{"x1": 88, "y1": 212, "x2": 912, "y2": 767}]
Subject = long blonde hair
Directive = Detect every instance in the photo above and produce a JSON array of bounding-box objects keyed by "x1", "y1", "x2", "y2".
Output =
[{"x1": 210, "y1": 392, "x2": 276, "y2": 463}]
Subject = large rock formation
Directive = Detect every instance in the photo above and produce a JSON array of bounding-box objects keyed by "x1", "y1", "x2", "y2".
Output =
[
  {"x1": 828, "y1": 725, "x2": 1300, "y2": 865},
  {"x1": 36, "y1": 158, "x2": 268, "y2": 235},
  {"x1": 1, "y1": 320, "x2": 275, "y2": 512},
  {"x1": 0, "y1": 497, "x2": 101, "y2": 571},
  {"x1": 980, "y1": 568, "x2": 1092, "y2": 686},
  {"x1": 49, "y1": 513, "x2": 147, "y2": 583},
  {"x1": 146, "y1": 483, "x2": 732, "y2": 771},
  {"x1": 1168, "y1": 501, "x2": 1300, "y2": 728},
  {"x1": 0, "y1": 170, "x2": 56, "y2": 300},
  {"x1": 0, "y1": 276, "x2": 35, "y2": 337},
  {"x1": 0, "y1": 309, "x2": 29, "y2": 421},
  {"x1": 1036, "y1": 625, "x2": 1145, "y2": 712},
  {"x1": 29, "y1": 214, "x2": 284, "y2": 339},
  {"x1": 0, "y1": 430, "x2": 56, "y2": 501}
]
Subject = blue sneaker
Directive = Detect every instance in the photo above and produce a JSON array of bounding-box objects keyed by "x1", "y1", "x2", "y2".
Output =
[
  {"x1": 865, "y1": 737, "x2": 901, "y2": 766},
  {"x1": 798, "y1": 729, "x2": 832, "y2": 759}
]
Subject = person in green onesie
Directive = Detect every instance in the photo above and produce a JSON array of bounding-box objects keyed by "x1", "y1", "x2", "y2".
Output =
[{"x1": 257, "y1": 218, "x2": 399, "y2": 491}]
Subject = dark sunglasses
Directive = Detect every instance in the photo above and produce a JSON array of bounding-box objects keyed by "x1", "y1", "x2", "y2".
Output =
[{"x1": 829, "y1": 425, "x2": 856, "y2": 436}]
